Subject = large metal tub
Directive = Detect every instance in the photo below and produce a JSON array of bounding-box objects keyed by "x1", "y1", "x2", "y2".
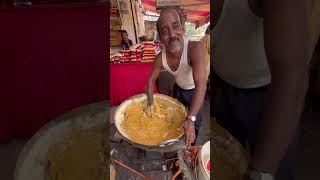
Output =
[
  {"x1": 14, "y1": 101, "x2": 108, "y2": 180},
  {"x1": 114, "y1": 93, "x2": 187, "y2": 152},
  {"x1": 212, "y1": 119, "x2": 249, "y2": 180}
]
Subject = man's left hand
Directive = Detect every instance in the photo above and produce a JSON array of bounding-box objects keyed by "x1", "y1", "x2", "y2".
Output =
[{"x1": 178, "y1": 119, "x2": 196, "y2": 147}]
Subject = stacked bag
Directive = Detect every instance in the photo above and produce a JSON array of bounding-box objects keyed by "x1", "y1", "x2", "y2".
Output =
[
  {"x1": 119, "y1": 49, "x2": 142, "y2": 62},
  {"x1": 141, "y1": 42, "x2": 156, "y2": 62}
]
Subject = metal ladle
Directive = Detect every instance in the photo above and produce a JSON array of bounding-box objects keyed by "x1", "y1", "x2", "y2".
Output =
[{"x1": 159, "y1": 138, "x2": 180, "y2": 147}]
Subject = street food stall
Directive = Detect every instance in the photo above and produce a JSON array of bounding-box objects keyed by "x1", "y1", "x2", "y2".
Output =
[
  {"x1": 110, "y1": 96, "x2": 248, "y2": 180},
  {"x1": 109, "y1": 0, "x2": 210, "y2": 106},
  {"x1": 109, "y1": 1, "x2": 215, "y2": 180}
]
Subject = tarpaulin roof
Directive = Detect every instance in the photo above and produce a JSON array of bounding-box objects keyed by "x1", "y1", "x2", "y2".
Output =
[{"x1": 141, "y1": 0, "x2": 210, "y2": 27}]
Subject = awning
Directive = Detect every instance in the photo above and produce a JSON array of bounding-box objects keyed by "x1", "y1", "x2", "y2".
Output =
[{"x1": 141, "y1": 0, "x2": 210, "y2": 27}]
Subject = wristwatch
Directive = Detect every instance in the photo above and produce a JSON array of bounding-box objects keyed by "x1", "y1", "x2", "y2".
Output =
[
  {"x1": 249, "y1": 170, "x2": 274, "y2": 180},
  {"x1": 187, "y1": 115, "x2": 196, "y2": 122}
]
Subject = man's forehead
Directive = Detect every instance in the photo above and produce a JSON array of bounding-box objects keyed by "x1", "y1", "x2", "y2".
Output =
[{"x1": 158, "y1": 9, "x2": 180, "y2": 25}]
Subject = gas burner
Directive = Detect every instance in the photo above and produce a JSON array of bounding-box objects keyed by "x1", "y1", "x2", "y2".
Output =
[
  {"x1": 110, "y1": 140, "x2": 178, "y2": 180},
  {"x1": 110, "y1": 125, "x2": 198, "y2": 180}
]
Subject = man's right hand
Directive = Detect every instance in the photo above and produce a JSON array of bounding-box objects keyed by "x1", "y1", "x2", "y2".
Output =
[
  {"x1": 147, "y1": 95, "x2": 153, "y2": 107},
  {"x1": 145, "y1": 90, "x2": 153, "y2": 116},
  {"x1": 146, "y1": 83, "x2": 154, "y2": 108},
  {"x1": 146, "y1": 53, "x2": 162, "y2": 112}
]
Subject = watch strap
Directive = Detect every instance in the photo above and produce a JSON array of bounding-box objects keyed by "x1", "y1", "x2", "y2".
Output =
[{"x1": 187, "y1": 115, "x2": 196, "y2": 122}]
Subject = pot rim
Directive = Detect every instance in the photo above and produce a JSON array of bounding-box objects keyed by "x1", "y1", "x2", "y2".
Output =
[{"x1": 114, "y1": 93, "x2": 187, "y2": 148}]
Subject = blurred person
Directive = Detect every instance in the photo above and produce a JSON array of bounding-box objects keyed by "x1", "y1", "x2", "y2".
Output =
[
  {"x1": 200, "y1": 24, "x2": 211, "y2": 79},
  {"x1": 212, "y1": 0, "x2": 320, "y2": 180},
  {"x1": 120, "y1": 30, "x2": 133, "y2": 50}
]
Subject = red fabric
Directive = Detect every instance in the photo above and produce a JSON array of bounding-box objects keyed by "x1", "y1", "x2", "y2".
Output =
[
  {"x1": 141, "y1": 0, "x2": 210, "y2": 26},
  {"x1": 110, "y1": 62, "x2": 158, "y2": 106},
  {"x1": 0, "y1": 6, "x2": 108, "y2": 141}
]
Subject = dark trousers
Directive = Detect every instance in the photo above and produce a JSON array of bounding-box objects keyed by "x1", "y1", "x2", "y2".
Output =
[
  {"x1": 173, "y1": 84, "x2": 202, "y2": 144},
  {"x1": 212, "y1": 72, "x2": 296, "y2": 180}
]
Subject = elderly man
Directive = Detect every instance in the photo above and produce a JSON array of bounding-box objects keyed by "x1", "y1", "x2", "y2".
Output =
[{"x1": 146, "y1": 8, "x2": 207, "y2": 147}]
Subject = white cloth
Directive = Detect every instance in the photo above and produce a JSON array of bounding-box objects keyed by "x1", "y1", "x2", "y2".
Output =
[
  {"x1": 162, "y1": 36, "x2": 195, "y2": 90},
  {"x1": 213, "y1": 0, "x2": 271, "y2": 88}
]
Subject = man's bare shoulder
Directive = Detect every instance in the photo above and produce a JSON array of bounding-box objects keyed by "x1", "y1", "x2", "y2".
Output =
[
  {"x1": 188, "y1": 41, "x2": 204, "y2": 51},
  {"x1": 187, "y1": 41, "x2": 205, "y2": 66},
  {"x1": 188, "y1": 41, "x2": 205, "y2": 56}
]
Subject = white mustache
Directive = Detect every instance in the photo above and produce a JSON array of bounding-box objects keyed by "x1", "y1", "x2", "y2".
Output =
[{"x1": 169, "y1": 39, "x2": 179, "y2": 45}]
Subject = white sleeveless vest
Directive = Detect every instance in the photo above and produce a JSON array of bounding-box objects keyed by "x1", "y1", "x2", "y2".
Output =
[
  {"x1": 213, "y1": 0, "x2": 271, "y2": 88},
  {"x1": 162, "y1": 36, "x2": 195, "y2": 90}
]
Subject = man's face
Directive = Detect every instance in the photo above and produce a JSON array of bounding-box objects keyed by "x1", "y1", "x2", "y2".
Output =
[
  {"x1": 158, "y1": 10, "x2": 184, "y2": 54},
  {"x1": 121, "y1": 32, "x2": 128, "y2": 40}
]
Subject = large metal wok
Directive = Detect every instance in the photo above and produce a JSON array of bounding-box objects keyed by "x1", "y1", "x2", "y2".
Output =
[
  {"x1": 14, "y1": 101, "x2": 108, "y2": 180},
  {"x1": 114, "y1": 93, "x2": 187, "y2": 152},
  {"x1": 212, "y1": 119, "x2": 249, "y2": 180}
]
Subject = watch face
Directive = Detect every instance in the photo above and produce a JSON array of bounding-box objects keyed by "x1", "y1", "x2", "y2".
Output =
[{"x1": 187, "y1": 115, "x2": 196, "y2": 121}]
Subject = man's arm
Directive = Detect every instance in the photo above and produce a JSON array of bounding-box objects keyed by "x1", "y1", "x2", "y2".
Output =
[
  {"x1": 252, "y1": 0, "x2": 308, "y2": 174},
  {"x1": 189, "y1": 42, "x2": 207, "y2": 117},
  {"x1": 179, "y1": 42, "x2": 207, "y2": 147},
  {"x1": 146, "y1": 54, "x2": 162, "y2": 106}
]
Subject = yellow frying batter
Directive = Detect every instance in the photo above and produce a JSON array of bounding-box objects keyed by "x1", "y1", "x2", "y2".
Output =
[{"x1": 122, "y1": 97, "x2": 186, "y2": 145}]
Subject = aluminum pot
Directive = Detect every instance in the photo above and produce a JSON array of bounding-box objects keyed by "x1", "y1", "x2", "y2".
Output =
[
  {"x1": 14, "y1": 101, "x2": 108, "y2": 180},
  {"x1": 114, "y1": 93, "x2": 187, "y2": 152},
  {"x1": 212, "y1": 119, "x2": 249, "y2": 180}
]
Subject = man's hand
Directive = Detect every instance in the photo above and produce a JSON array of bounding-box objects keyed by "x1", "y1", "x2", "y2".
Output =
[
  {"x1": 145, "y1": 90, "x2": 153, "y2": 116},
  {"x1": 178, "y1": 119, "x2": 196, "y2": 147},
  {"x1": 146, "y1": 54, "x2": 162, "y2": 111},
  {"x1": 145, "y1": 100, "x2": 153, "y2": 117},
  {"x1": 147, "y1": 94, "x2": 153, "y2": 107}
]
